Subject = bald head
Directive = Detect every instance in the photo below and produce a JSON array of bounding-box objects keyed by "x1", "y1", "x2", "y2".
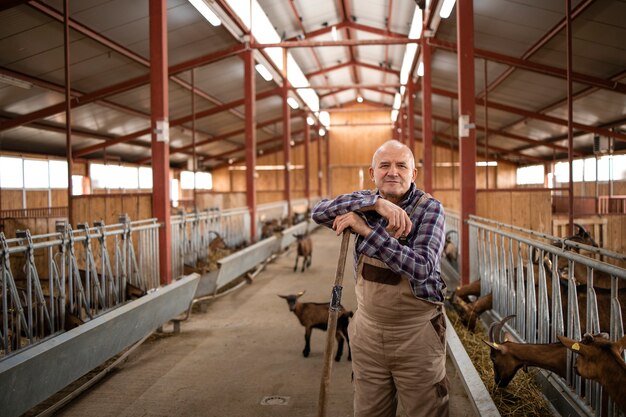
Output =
[
  {"x1": 369, "y1": 139, "x2": 417, "y2": 203},
  {"x1": 372, "y1": 140, "x2": 415, "y2": 170}
]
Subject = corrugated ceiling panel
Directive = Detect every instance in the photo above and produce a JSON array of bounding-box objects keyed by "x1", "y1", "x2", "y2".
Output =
[{"x1": 295, "y1": 0, "x2": 339, "y2": 31}]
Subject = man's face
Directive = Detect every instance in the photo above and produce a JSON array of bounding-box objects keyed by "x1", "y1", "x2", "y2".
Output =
[{"x1": 369, "y1": 145, "x2": 417, "y2": 203}]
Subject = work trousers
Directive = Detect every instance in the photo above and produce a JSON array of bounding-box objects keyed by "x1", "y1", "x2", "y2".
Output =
[{"x1": 349, "y1": 255, "x2": 448, "y2": 417}]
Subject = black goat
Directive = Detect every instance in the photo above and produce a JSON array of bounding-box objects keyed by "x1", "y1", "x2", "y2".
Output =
[{"x1": 278, "y1": 291, "x2": 352, "y2": 361}]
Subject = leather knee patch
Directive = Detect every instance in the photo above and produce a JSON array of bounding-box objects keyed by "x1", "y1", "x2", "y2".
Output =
[
  {"x1": 435, "y1": 375, "x2": 449, "y2": 398},
  {"x1": 430, "y1": 312, "x2": 446, "y2": 346}
]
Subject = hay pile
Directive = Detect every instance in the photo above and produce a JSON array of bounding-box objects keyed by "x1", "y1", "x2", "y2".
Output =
[{"x1": 446, "y1": 308, "x2": 554, "y2": 417}]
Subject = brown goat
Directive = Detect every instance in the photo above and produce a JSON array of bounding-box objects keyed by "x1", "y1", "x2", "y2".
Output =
[
  {"x1": 293, "y1": 233, "x2": 312, "y2": 272},
  {"x1": 483, "y1": 315, "x2": 568, "y2": 387},
  {"x1": 278, "y1": 291, "x2": 352, "y2": 361},
  {"x1": 484, "y1": 315, "x2": 619, "y2": 393},
  {"x1": 559, "y1": 333, "x2": 626, "y2": 414}
]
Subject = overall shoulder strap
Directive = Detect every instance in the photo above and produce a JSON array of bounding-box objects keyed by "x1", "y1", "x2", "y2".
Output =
[{"x1": 408, "y1": 191, "x2": 432, "y2": 217}]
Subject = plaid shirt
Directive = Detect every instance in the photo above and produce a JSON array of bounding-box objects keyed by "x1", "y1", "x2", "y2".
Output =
[{"x1": 312, "y1": 183, "x2": 446, "y2": 303}]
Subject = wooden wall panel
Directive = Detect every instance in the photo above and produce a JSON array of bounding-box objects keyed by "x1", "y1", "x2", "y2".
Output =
[
  {"x1": 51, "y1": 190, "x2": 68, "y2": 207},
  {"x1": 26, "y1": 190, "x2": 48, "y2": 209},
  {"x1": 531, "y1": 192, "x2": 553, "y2": 234},
  {"x1": 605, "y1": 216, "x2": 625, "y2": 267},
  {"x1": 1, "y1": 190, "x2": 23, "y2": 210},
  {"x1": 331, "y1": 166, "x2": 370, "y2": 197},
  {"x1": 329, "y1": 105, "x2": 392, "y2": 168},
  {"x1": 433, "y1": 191, "x2": 460, "y2": 212}
]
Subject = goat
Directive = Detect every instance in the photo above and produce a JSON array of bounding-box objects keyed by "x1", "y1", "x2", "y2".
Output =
[
  {"x1": 484, "y1": 315, "x2": 618, "y2": 392},
  {"x1": 443, "y1": 230, "x2": 458, "y2": 264},
  {"x1": 278, "y1": 291, "x2": 352, "y2": 361},
  {"x1": 483, "y1": 315, "x2": 568, "y2": 387},
  {"x1": 293, "y1": 233, "x2": 312, "y2": 272},
  {"x1": 559, "y1": 333, "x2": 626, "y2": 414}
]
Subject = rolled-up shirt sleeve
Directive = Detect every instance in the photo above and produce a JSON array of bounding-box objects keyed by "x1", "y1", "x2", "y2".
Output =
[{"x1": 311, "y1": 191, "x2": 379, "y2": 228}]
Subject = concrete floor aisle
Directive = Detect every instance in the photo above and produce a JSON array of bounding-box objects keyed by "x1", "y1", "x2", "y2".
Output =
[{"x1": 56, "y1": 226, "x2": 477, "y2": 417}]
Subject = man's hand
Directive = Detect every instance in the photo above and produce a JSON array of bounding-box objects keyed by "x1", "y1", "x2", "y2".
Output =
[
  {"x1": 333, "y1": 212, "x2": 372, "y2": 237},
  {"x1": 374, "y1": 198, "x2": 412, "y2": 239}
]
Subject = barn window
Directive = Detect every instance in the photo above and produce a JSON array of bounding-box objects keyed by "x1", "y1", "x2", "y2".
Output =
[
  {"x1": 180, "y1": 171, "x2": 195, "y2": 189},
  {"x1": 49, "y1": 160, "x2": 68, "y2": 188},
  {"x1": 181, "y1": 170, "x2": 213, "y2": 190},
  {"x1": 516, "y1": 165, "x2": 544, "y2": 185},
  {"x1": 139, "y1": 167, "x2": 153, "y2": 189},
  {"x1": 0, "y1": 156, "x2": 23, "y2": 188},
  {"x1": 24, "y1": 159, "x2": 49, "y2": 189}
]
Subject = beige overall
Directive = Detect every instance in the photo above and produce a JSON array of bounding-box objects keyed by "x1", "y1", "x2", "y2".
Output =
[{"x1": 348, "y1": 206, "x2": 449, "y2": 417}]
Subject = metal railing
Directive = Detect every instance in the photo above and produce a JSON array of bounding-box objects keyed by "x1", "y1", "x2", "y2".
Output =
[
  {"x1": 0, "y1": 216, "x2": 160, "y2": 358},
  {"x1": 468, "y1": 215, "x2": 626, "y2": 417}
]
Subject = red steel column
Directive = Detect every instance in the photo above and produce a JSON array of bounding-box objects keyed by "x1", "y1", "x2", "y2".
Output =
[
  {"x1": 326, "y1": 131, "x2": 331, "y2": 196},
  {"x1": 282, "y1": 49, "x2": 292, "y2": 222},
  {"x1": 63, "y1": 0, "x2": 73, "y2": 226},
  {"x1": 398, "y1": 108, "x2": 405, "y2": 144},
  {"x1": 566, "y1": 0, "x2": 574, "y2": 235},
  {"x1": 317, "y1": 131, "x2": 323, "y2": 197},
  {"x1": 407, "y1": 79, "x2": 416, "y2": 159},
  {"x1": 421, "y1": 19, "x2": 433, "y2": 194},
  {"x1": 244, "y1": 48, "x2": 257, "y2": 242},
  {"x1": 149, "y1": 0, "x2": 172, "y2": 285},
  {"x1": 457, "y1": 0, "x2": 476, "y2": 285},
  {"x1": 304, "y1": 117, "x2": 311, "y2": 204}
]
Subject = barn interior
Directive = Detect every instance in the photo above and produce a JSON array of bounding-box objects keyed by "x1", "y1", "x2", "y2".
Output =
[{"x1": 0, "y1": 1, "x2": 625, "y2": 416}]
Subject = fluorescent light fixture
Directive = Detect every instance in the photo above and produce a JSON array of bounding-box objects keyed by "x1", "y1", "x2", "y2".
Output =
[
  {"x1": 331, "y1": 26, "x2": 338, "y2": 41},
  {"x1": 0, "y1": 73, "x2": 33, "y2": 89},
  {"x1": 319, "y1": 128, "x2": 326, "y2": 136},
  {"x1": 477, "y1": 161, "x2": 498, "y2": 167},
  {"x1": 226, "y1": 0, "x2": 320, "y2": 113},
  {"x1": 287, "y1": 97, "x2": 299, "y2": 109},
  {"x1": 357, "y1": 96, "x2": 363, "y2": 103},
  {"x1": 400, "y1": 86, "x2": 406, "y2": 96},
  {"x1": 306, "y1": 116, "x2": 315, "y2": 125},
  {"x1": 439, "y1": 0, "x2": 456, "y2": 19},
  {"x1": 189, "y1": 0, "x2": 221, "y2": 26},
  {"x1": 255, "y1": 64, "x2": 273, "y2": 81},
  {"x1": 393, "y1": 92, "x2": 401, "y2": 110},
  {"x1": 391, "y1": 109, "x2": 399, "y2": 122},
  {"x1": 408, "y1": 7, "x2": 423, "y2": 39},
  {"x1": 417, "y1": 61, "x2": 424, "y2": 77},
  {"x1": 319, "y1": 111, "x2": 330, "y2": 127}
]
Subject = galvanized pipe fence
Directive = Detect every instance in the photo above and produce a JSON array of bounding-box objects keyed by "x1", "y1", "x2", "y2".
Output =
[
  {"x1": 468, "y1": 215, "x2": 626, "y2": 417},
  {"x1": 1, "y1": 198, "x2": 319, "y2": 358},
  {"x1": 170, "y1": 199, "x2": 320, "y2": 279},
  {"x1": 0, "y1": 215, "x2": 160, "y2": 358}
]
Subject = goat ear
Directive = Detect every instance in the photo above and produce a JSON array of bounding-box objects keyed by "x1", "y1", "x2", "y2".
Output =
[
  {"x1": 278, "y1": 294, "x2": 288, "y2": 299},
  {"x1": 297, "y1": 290, "x2": 305, "y2": 297},
  {"x1": 503, "y1": 332, "x2": 514, "y2": 342},
  {"x1": 558, "y1": 335, "x2": 587, "y2": 356},
  {"x1": 483, "y1": 339, "x2": 503, "y2": 352}
]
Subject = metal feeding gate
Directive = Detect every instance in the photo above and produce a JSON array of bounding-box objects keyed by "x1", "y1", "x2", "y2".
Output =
[
  {"x1": 0, "y1": 215, "x2": 201, "y2": 417},
  {"x1": 467, "y1": 216, "x2": 626, "y2": 417}
]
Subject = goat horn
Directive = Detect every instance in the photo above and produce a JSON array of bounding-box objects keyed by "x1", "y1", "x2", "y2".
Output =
[{"x1": 490, "y1": 315, "x2": 515, "y2": 344}]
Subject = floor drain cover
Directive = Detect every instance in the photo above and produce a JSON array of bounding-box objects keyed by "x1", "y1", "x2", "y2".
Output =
[{"x1": 260, "y1": 395, "x2": 290, "y2": 406}]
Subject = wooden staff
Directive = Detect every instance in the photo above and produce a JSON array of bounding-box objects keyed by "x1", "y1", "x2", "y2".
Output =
[{"x1": 317, "y1": 230, "x2": 351, "y2": 417}]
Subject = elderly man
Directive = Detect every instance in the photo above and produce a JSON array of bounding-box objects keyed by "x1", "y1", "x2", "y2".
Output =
[{"x1": 312, "y1": 139, "x2": 448, "y2": 417}]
